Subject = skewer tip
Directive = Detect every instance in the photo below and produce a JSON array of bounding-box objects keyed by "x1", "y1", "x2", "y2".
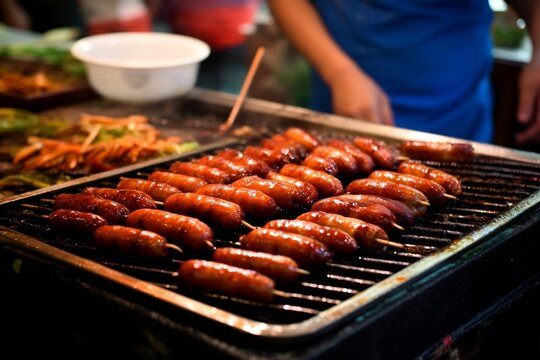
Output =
[
  {"x1": 419, "y1": 200, "x2": 430, "y2": 206},
  {"x1": 443, "y1": 193, "x2": 458, "y2": 200},
  {"x1": 297, "y1": 268, "x2": 310, "y2": 276},
  {"x1": 272, "y1": 289, "x2": 290, "y2": 298},
  {"x1": 375, "y1": 238, "x2": 405, "y2": 249},
  {"x1": 165, "y1": 243, "x2": 184, "y2": 254},
  {"x1": 241, "y1": 220, "x2": 257, "y2": 230},
  {"x1": 391, "y1": 222, "x2": 406, "y2": 231}
]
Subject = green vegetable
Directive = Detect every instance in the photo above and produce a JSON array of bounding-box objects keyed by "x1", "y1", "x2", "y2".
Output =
[{"x1": 0, "y1": 108, "x2": 39, "y2": 134}]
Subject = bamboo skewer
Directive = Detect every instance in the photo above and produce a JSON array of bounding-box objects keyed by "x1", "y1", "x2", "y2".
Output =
[{"x1": 219, "y1": 46, "x2": 265, "y2": 134}]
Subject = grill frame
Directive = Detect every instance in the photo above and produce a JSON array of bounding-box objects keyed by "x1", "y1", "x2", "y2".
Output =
[{"x1": 1, "y1": 89, "x2": 540, "y2": 355}]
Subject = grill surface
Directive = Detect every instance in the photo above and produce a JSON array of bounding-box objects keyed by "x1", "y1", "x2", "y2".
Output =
[{"x1": 1, "y1": 91, "x2": 540, "y2": 358}]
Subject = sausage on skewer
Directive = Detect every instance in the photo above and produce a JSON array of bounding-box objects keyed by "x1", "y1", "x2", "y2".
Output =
[
  {"x1": 397, "y1": 160, "x2": 462, "y2": 197},
  {"x1": 52, "y1": 193, "x2": 129, "y2": 224},
  {"x1": 80, "y1": 187, "x2": 157, "y2": 212}
]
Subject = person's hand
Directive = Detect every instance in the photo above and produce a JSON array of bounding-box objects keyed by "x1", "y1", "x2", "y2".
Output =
[
  {"x1": 515, "y1": 60, "x2": 540, "y2": 146},
  {"x1": 328, "y1": 65, "x2": 394, "y2": 125}
]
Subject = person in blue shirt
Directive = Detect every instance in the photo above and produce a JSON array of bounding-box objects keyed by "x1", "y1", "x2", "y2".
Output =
[{"x1": 267, "y1": 0, "x2": 540, "y2": 145}]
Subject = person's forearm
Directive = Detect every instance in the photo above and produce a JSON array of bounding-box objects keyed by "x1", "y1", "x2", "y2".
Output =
[
  {"x1": 506, "y1": 0, "x2": 540, "y2": 61},
  {"x1": 267, "y1": 0, "x2": 359, "y2": 86}
]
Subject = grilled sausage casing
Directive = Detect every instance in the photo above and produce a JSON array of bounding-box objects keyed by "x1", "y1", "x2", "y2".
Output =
[
  {"x1": 265, "y1": 171, "x2": 319, "y2": 205},
  {"x1": 169, "y1": 161, "x2": 231, "y2": 184},
  {"x1": 212, "y1": 247, "x2": 301, "y2": 284},
  {"x1": 397, "y1": 160, "x2": 462, "y2": 197},
  {"x1": 147, "y1": 171, "x2": 208, "y2": 193},
  {"x1": 196, "y1": 183, "x2": 279, "y2": 220},
  {"x1": 48, "y1": 209, "x2": 108, "y2": 235},
  {"x1": 217, "y1": 148, "x2": 271, "y2": 178},
  {"x1": 117, "y1": 178, "x2": 181, "y2": 202},
  {"x1": 282, "y1": 127, "x2": 321, "y2": 151},
  {"x1": 126, "y1": 209, "x2": 213, "y2": 252},
  {"x1": 280, "y1": 164, "x2": 344, "y2": 199},
  {"x1": 53, "y1": 193, "x2": 129, "y2": 224},
  {"x1": 178, "y1": 259, "x2": 275, "y2": 302},
  {"x1": 399, "y1": 140, "x2": 475, "y2": 161},
  {"x1": 164, "y1": 192, "x2": 245, "y2": 230},
  {"x1": 353, "y1": 137, "x2": 397, "y2": 169},
  {"x1": 94, "y1": 225, "x2": 169, "y2": 259},
  {"x1": 240, "y1": 228, "x2": 333, "y2": 268},
  {"x1": 301, "y1": 154, "x2": 339, "y2": 176},
  {"x1": 263, "y1": 219, "x2": 358, "y2": 256},
  {"x1": 326, "y1": 139, "x2": 375, "y2": 174},
  {"x1": 80, "y1": 187, "x2": 157, "y2": 212},
  {"x1": 338, "y1": 194, "x2": 416, "y2": 226},
  {"x1": 368, "y1": 170, "x2": 448, "y2": 206}
]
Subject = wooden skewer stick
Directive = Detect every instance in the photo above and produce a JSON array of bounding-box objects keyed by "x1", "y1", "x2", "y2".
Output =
[
  {"x1": 375, "y1": 238, "x2": 405, "y2": 249},
  {"x1": 241, "y1": 220, "x2": 257, "y2": 230},
  {"x1": 165, "y1": 243, "x2": 184, "y2": 254},
  {"x1": 219, "y1": 46, "x2": 266, "y2": 134},
  {"x1": 419, "y1": 200, "x2": 430, "y2": 206},
  {"x1": 443, "y1": 193, "x2": 458, "y2": 200},
  {"x1": 396, "y1": 156, "x2": 410, "y2": 162},
  {"x1": 272, "y1": 289, "x2": 290, "y2": 298},
  {"x1": 391, "y1": 222, "x2": 406, "y2": 231}
]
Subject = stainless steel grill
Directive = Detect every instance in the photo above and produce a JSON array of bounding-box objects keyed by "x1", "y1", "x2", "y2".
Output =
[{"x1": 1, "y1": 90, "x2": 540, "y2": 359}]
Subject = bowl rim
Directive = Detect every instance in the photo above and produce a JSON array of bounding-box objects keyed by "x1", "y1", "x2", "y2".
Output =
[{"x1": 70, "y1": 32, "x2": 210, "y2": 69}]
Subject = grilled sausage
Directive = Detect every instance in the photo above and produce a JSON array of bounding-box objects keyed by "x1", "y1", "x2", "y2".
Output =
[
  {"x1": 261, "y1": 134, "x2": 307, "y2": 163},
  {"x1": 231, "y1": 175, "x2": 312, "y2": 212},
  {"x1": 126, "y1": 209, "x2": 213, "y2": 252},
  {"x1": 369, "y1": 170, "x2": 449, "y2": 206},
  {"x1": 311, "y1": 145, "x2": 358, "y2": 178},
  {"x1": 338, "y1": 194, "x2": 416, "y2": 226},
  {"x1": 169, "y1": 161, "x2": 230, "y2": 184},
  {"x1": 279, "y1": 164, "x2": 344, "y2": 198},
  {"x1": 301, "y1": 154, "x2": 339, "y2": 176},
  {"x1": 311, "y1": 145, "x2": 359, "y2": 178},
  {"x1": 163, "y1": 193, "x2": 245, "y2": 230},
  {"x1": 265, "y1": 171, "x2": 319, "y2": 205},
  {"x1": 346, "y1": 178, "x2": 429, "y2": 216},
  {"x1": 147, "y1": 170, "x2": 207, "y2": 193},
  {"x1": 212, "y1": 247, "x2": 301, "y2": 284},
  {"x1": 195, "y1": 184, "x2": 280, "y2": 220},
  {"x1": 353, "y1": 137, "x2": 397, "y2": 169},
  {"x1": 326, "y1": 139, "x2": 375, "y2": 174},
  {"x1": 116, "y1": 178, "x2": 181, "y2": 202},
  {"x1": 80, "y1": 187, "x2": 157, "y2": 212},
  {"x1": 194, "y1": 155, "x2": 250, "y2": 182},
  {"x1": 48, "y1": 209, "x2": 108, "y2": 235},
  {"x1": 399, "y1": 140, "x2": 475, "y2": 162},
  {"x1": 217, "y1": 148, "x2": 271, "y2": 178},
  {"x1": 397, "y1": 160, "x2": 462, "y2": 197},
  {"x1": 263, "y1": 219, "x2": 358, "y2": 256},
  {"x1": 243, "y1": 145, "x2": 290, "y2": 169},
  {"x1": 282, "y1": 127, "x2": 322, "y2": 151},
  {"x1": 178, "y1": 259, "x2": 275, "y2": 302},
  {"x1": 311, "y1": 197, "x2": 399, "y2": 232},
  {"x1": 240, "y1": 228, "x2": 333, "y2": 268},
  {"x1": 53, "y1": 193, "x2": 129, "y2": 224},
  {"x1": 94, "y1": 225, "x2": 170, "y2": 259},
  {"x1": 296, "y1": 211, "x2": 389, "y2": 250}
]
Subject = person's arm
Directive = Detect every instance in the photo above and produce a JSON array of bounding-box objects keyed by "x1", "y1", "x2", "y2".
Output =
[
  {"x1": 0, "y1": 0, "x2": 30, "y2": 29},
  {"x1": 267, "y1": 0, "x2": 393, "y2": 125},
  {"x1": 505, "y1": 0, "x2": 540, "y2": 145}
]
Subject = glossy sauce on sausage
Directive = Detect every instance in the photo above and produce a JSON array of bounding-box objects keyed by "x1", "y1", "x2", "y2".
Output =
[
  {"x1": 53, "y1": 193, "x2": 129, "y2": 224},
  {"x1": 169, "y1": 161, "x2": 231, "y2": 184},
  {"x1": 94, "y1": 225, "x2": 170, "y2": 259},
  {"x1": 326, "y1": 139, "x2": 375, "y2": 174},
  {"x1": 353, "y1": 137, "x2": 397, "y2": 169},
  {"x1": 279, "y1": 163, "x2": 344, "y2": 199},
  {"x1": 301, "y1": 154, "x2": 339, "y2": 176},
  {"x1": 397, "y1": 160, "x2": 462, "y2": 197},
  {"x1": 217, "y1": 148, "x2": 271, "y2": 178},
  {"x1": 80, "y1": 187, "x2": 157, "y2": 212},
  {"x1": 311, "y1": 145, "x2": 359, "y2": 178},
  {"x1": 265, "y1": 171, "x2": 319, "y2": 205},
  {"x1": 48, "y1": 208, "x2": 108, "y2": 235},
  {"x1": 116, "y1": 178, "x2": 181, "y2": 202},
  {"x1": 147, "y1": 170, "x2": 207, "y2": 193},
  {"x1": 399, "y1": 140, "x2": 475, "y2": 162}
]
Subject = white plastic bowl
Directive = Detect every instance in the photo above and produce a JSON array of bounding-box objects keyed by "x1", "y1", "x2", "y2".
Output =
[{"x1": 70, "y1": 32, "x2": 210, "y2": 103}]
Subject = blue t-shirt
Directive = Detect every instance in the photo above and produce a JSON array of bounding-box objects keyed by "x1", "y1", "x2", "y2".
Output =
[{"x1": 310, "y1": 0, "x2": 494, "y2": 143}]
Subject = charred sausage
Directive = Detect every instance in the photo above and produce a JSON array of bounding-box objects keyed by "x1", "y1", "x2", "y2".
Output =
[
  {"x1": 53, "y1": 193, "x2": 129, "y2": 224},
  {"x1": 217, "y1": 148, "x2": 271, "y2": 178},
  {"x1": 296, "y1": 211, "x2": 389, "y2": 250},
  {"x1": 163, "y1": 192, "x2": 245, "y2": 230},
  {"x1": 48, "y1": 209, "x2": 108, "y2": 235},
  {"x1": 194, "y1": 155, "x2": 250, "y2": 181},
  {"x1": 147, "y1": 170, "x2": 207, "y2": 193},
  {"x1": 169, "y1": 161, "x2": 230, "y2": 184},
  {"x1": 261, "y1": 134, "x2": 307, "y2": 163},
  {"x1": 212, "y1": 247, "x2": 301, "y2": 284},
  {"x1": 279, "y1": 164, "x2": 344, "y2": 198},
  {"x1": 326, "y1": 139, "x2": 375, "y2": 174},
  {"x1": 243, "y1": 145, "x2": 290, "y2": 169},
  {"x1": 80, "y1": 187, "x2": 157, "y2": 212},
  {"x1": 265, "y1": 171, "x2": 319, "y2": 205},
  {"x1": 178, "y1": 259, "x2": 275, "y2": 302},
  {"x1": 301, "y1": 154, "x2": 339, "y2": 176},
  {"x1": 397, "y1": 160, "x2": 462, "y2": 197},
  {"x1": 368, "y1": 170, "x2": 449, "y2": 206},
  {"x1": 353, "y1": 137, "x2": 398, "y2": 169},
  {"x1": 399, "y1": 140, "x2": 475, "y2": 162},
  {"x1": 338, "y1": 194, "x2": 416, "y2": 226},
  {"x1": 311, "y1": 197, "x2": 399, "y2": 232},
  {"x1": 116, "y1": 178, "x2": 181, "y2": 202},
  {"x1": 231, "y1": 175, "x2": 312, "y2": 212},
  {"x1": 94, "y1": 225, "x2": 170, "y2": 259},
  {"x1": 125, "y1": 209, "x2": 213, "y2": 252},
  {"x1": 346, "y1": 178, "x2": 429, "y2": 216},
  {"x1": 262, "y1": 219, "x2": 358, "y2": 256},
  {"x1": 282, "y1": 127, "x2": 322, "y2": 151},
  {"x1": 195, "y1": 183, "x2": 280, "y2": 220},
  {"x1": 310, "y1": 145, "x2": 359, "y2": 178},
  {"x1": 240, "y1": 228, "x2": 333, "y2": 268}
]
